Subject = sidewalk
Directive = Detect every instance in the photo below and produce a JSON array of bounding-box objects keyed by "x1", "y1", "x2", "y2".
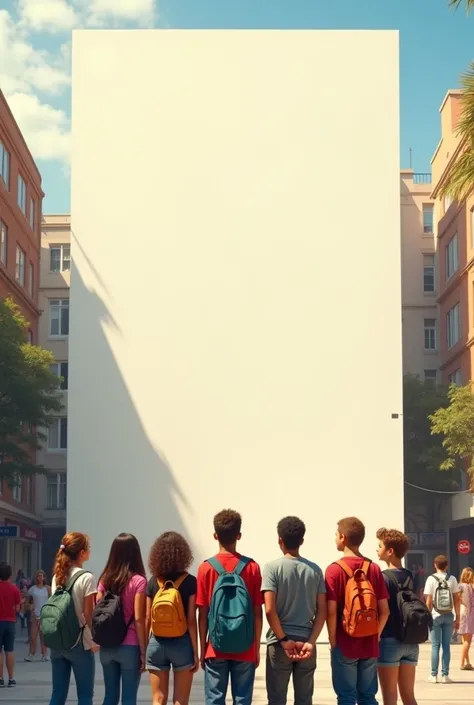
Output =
[{"x1": 6, "y1": 627, "x2": 474, "y2": 703}]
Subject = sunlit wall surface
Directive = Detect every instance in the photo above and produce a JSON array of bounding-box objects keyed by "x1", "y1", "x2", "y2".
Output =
[{"x1": 69, "y1": 30, "x2": 403, "y2": 584}]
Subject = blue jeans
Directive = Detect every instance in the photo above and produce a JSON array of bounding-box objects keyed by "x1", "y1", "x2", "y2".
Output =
[
  {"x1": 205, "y1": 658, "x2": 256, "y2": 705},
  {"x1": 430, "y1": 613, "x2": 454, "y2": 677},
  {"x1": 331, "y1": 647, "x2": 378, "y2": 705},
  {"x1": 49, "y1": 644, "x2": 95, "y2": 705},
  {"x1": 101, "y1": 645, "x2": 141, "y2": 705}
]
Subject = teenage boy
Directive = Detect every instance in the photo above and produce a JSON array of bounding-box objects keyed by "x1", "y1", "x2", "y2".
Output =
[
  {"x1": 325, "y1": 517, "x2": 390, "y2": 705},
  {"x1": 0, "y1": 563, "x2": 21, "y2": 688},
  {"x1": 376, "y1": 528, "x2": 423, "y2": 705},
  {"x1": 197, "y1": 509, "x2": 263, "y2": 705},
  {"x1": 424, "y1": 554, "x2": 461, "y2": 684},
  {"x1": 262, "y1": 516, "x2": 327, "y2": 705}
]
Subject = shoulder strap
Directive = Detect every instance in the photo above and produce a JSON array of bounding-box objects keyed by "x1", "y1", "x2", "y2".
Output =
[
  {"x1": 173, "y1": 572, "x2": 188, "y2": 588},
  {"x1": 158, "y1": 572, "x2": 188, "y2": 590},
  {"x1": 207, "y1": 557, "x2": 226, "y2": 576},
  {"x1": 361, "y1": 560, "x2": 371, "y2": 575},
  {"x1": 234, "y1": 556, "x2": 251, "y2": 576},
  {"x1": 336, "y1": 560, "x2": 353, "y2": 579},
  {"x1": 384, "y1": 569, "x2": 402, "y2": 591},
  {"x1": 432, "y1": 574, "x2": 440, "y2": 583},
  {"x1": 65, "y1": 570, "x2": 89, "y2": 593}
]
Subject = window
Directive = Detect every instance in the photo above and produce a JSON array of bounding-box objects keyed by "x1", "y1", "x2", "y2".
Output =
[
  {"x1": 29, "y1": 198, "x2": 35, "y2": 230},
  {"x1": 424, "y1": 369, "x2": 437, "y2": 382},
  {"x1": 446, "y1": 233, "x2": 459, "y2": 280},
  {"x1": 47, "y1": 417, "x2": 68, "y2": 451},
  {"x1": 424, "y1": 318, "x2": 437, "y2": 350},
  {"x1": 448, "y1": 368, "x2": 462, "y2": 386},
  {"x1": 447, "y1": 303, "x2": 461, "y2": 349},
  {"x1": 49, "y1": 299, "x2": 69, "y2": 337},
  {"x1": 17, "y1": 175, "x2": 26, "y2": 215},
  {"x1": 15, "y1": 246, "x2": 25, "y2": 286},
  {"x1": 47, "y1": 473, "x2": 67, "y2": 510},
  {"x1": 423, "y1": 204, "x2": 434, "y2": 234},
  {"x1": 0, "y1": 220, "x2": 6, "y2": 265},
  {"x1": 423, "y1": 254, "x2": 435, "y2": 293},
  {"x1": 0, "y1": 141, "x2": 9, "y2": 187},
  {"x1": 12, "y1": 475, "x2": 22, "y2": 503},
  {"x1": 28, "y1": 262, "x2": 33, "y2": 297},
  {"x1": 50, "y1": 245, "x2": 71, "y2": 273},
  {"x1": 50, "y1": 362, "x2": 69, "y2": 390}
]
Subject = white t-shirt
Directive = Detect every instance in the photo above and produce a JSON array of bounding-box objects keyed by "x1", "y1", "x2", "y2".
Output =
[
  {"x1": 51, "y1": 567, "x2": 97, "y2": 650},
  {"x1": 28, "y1": 585, "x2": 49, "y2": 617},
  {"x1": 424, "y1": 572, "x2": 460, "y2": 619}
]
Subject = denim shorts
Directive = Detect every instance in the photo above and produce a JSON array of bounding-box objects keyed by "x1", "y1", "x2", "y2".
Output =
[
  {"x1": 0, "y1": 621, "x2": 16, "y2": 653},
  {"x1": 378, "y1": 637, "x2": 419, "y2": 667},
  {"x1": 146, "y1": 632, "x2": 193, "y2": 672}
]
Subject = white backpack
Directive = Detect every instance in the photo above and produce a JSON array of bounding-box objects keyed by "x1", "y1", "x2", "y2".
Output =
[{"x1": 433, "y1": 575, "x2": 454, "y2": 614}]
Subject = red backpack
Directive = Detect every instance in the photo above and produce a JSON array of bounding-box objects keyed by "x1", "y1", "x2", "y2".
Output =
[{"x1": 337, "y1": 559, "x2": 379, "y2": 638}]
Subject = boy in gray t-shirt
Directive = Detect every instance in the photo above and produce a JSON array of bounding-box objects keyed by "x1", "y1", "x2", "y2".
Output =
[{"x1": 262, "y1": 516, "x2": 327, "y2": 705}]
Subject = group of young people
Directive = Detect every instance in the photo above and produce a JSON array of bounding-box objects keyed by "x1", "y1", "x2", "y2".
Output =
[{"x1": 0, "y1": 510, "x2": 472, "y2": 705}]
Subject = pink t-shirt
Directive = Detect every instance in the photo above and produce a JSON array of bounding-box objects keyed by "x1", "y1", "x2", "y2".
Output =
[{"x1": 98, "y1": 574, "x2": 147, "y2": 646}]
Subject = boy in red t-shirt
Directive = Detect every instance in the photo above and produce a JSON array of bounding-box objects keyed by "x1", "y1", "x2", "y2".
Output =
[
  {"x1": 197, "y1": 509, "x2": 263, "y2": 705},
  {"x1": 325, "y1": 517, "x2": 389, "y2": 705},
  {"x1": 0, "y1": 563, "x2": 21, "y2": 688}
]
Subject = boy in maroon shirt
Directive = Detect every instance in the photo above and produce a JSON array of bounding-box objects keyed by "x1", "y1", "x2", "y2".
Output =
[
  {"x1": 0, "y1": 563, "x2": 21, "y2": 688},
  {"x1": 325, "y1": 517, "x2": 389, "y2": 705},
  {"x1": 197, "y1": 509, "x2": 263, "y2": 705}
]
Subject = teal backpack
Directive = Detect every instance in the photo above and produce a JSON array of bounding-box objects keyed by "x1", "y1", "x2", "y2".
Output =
[
  {"x1": 207, "y1": 556, "x2": 254, "y2": 654},
  {"x1": 41, "y1": 570, "x2": 89, "y2": 651}
]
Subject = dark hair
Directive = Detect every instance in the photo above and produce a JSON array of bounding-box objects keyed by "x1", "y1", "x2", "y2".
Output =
[
  {"x1": 277, "y1": 516, "x2": 306, "y2": 549},
  {"x1": 338, "y1": 517, "x2": 365, "y2": 547},
  {"x1": 0, "y1": 563, "x2": 12, "y2": 581},
  {"x1": 376, "y1": 528, "x2": 410, "y2": 559},
  {"x1": 213, "y1": 509, "x2": 242, "y2": 546},
  {"x1": 149, "y1": 532, "x2": 193, "y2": 578},
  {"x1": 53, "y1": 532, "x2": 90, "y2": 587},
  {"x1": 434, "y1": 554, "x2": 449, "y2": 571},
  {"x1": 99, "y1": 533, "x2": 146, "y2": 594}
]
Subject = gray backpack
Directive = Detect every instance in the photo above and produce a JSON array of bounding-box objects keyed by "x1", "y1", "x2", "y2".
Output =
[{"x1": 433, "y1": 575, "x2": 454, "y2": 614}]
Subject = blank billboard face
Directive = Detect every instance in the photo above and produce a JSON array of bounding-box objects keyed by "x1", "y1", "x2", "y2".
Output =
[{"x1": 69, "y1": 30, "x2": 402, "y2": 585}]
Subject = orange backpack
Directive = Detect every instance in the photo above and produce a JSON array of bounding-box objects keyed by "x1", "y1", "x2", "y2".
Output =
[{"x1": 337, "y1": 560, "x2": 379, "y2": 638}]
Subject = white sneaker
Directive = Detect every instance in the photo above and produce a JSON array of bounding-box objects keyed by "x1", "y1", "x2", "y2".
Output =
[
  {"x1": 442, "y1": 676, "x2": 453, "y2": 684},
  {"x1": 428, "y1": 675, "x2": 438, "y2": 683},
  {"x1": 41, "y1": 656, "x2": 49, "y2": 662},
  {"x1": 24, "y1": 655, "x2": 33, "y2": 662}
]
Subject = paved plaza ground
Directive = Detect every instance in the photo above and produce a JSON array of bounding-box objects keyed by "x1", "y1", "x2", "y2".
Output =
[{"x1": 5, "y1": 628, "x2": 474, "y2": 703}]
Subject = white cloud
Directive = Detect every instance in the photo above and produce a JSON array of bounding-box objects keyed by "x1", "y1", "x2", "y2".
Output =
[
  {"x1": 7, "y1": 92, "x2": 71, "y2": 161},
  {"x1": 18, "y1": 0, "x2": 79, "y2": 33},
  {"x1": 86, "y1": 0, "x2": 155, "y2": 25}
]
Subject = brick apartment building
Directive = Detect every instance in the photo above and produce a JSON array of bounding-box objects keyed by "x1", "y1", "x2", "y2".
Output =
[{"x1": 0, "y1": 90, "x2": 43, "y2": 575}]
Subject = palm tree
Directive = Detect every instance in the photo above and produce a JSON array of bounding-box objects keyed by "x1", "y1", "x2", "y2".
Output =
[
  {"x1": 449, "y1": 0, "x2": 474, "y2": 10},
  {"x1": 439, "y1": 63, "x2": 474, "y2": 201}
]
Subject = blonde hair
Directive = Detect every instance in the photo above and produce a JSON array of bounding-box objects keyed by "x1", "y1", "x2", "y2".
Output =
[{"x1": 460, "y1": 567, "x2": 474, "y2": 585}]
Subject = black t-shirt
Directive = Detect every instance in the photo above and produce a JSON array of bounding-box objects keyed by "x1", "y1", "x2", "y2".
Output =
[
  {"x1": 146, "y1": 573, "x2": 197, "y2": 616},
  {"x1": 381, "y1": 568, "x2": 414, "y2": 640}
]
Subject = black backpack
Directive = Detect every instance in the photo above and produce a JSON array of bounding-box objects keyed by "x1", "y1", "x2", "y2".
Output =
[
  {"x1": 385, "y1": 570, "x2": 432, "y2": 645},
  {"x1": 91, "y1": 591, "x2": 133, "y2": 648}
]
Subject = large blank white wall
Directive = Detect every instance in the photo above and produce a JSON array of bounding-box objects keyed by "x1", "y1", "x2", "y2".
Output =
[{"x1": 70, "y1": 30, "x2": 402, "y2": 583}]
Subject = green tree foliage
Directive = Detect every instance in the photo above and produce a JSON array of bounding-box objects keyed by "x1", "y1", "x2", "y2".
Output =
[
  {"x1": 430, "y1": 383, "x2": 474, "y2": 478},
  {"x1": 0, "y1": 297, "x2": 62, "y2": 483},
  {"x1": 450, "y1": 0, "x2": 474, "y2": 12}
]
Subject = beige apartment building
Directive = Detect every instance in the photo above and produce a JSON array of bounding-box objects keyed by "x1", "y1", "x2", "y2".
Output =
[
  {"x1": 400, "y1": 170, "x2": 440, "y2": 381},
  {"x1": 37, "y1": 214, "x2": 70, "y2": 577}
]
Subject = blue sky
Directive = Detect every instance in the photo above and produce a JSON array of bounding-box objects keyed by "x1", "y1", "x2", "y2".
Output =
[{"x1": 1, "y1": 0, "x2": 473, "y2": 213}]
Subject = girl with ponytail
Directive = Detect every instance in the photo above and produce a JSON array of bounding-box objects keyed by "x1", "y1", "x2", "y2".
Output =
[{"x1": 49, "y1": 532, "x2": 97, "y2": 705}]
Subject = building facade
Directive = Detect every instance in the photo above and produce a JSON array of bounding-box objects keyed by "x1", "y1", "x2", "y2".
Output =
[
  {"x1": 0, "y1": 90, "x2": 43, "y2": 575},
  {"x1": 401, "y1": 169, "x2": 440, "y2": 381},
  {"x1": 36, "y1": 215, "x2": 70, "y2": 578}
]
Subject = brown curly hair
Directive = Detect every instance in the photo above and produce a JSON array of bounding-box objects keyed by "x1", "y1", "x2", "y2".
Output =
[
  {"x1": 376, "y1": 527, "x2": 410, "y2": 559},
  {"x1": 148, "y1": 531, "x2": 193, "y2": 579}
]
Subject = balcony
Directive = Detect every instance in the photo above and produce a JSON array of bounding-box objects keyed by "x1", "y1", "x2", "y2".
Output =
[{"x1": 413, "y1": 173, "x2": 432, "y2": 185}]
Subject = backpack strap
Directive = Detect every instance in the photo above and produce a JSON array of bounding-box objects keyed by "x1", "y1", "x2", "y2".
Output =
[
  {"x1": 207, "y1": 557, "x2": 226, "y2": 575},
  {"x1": 234, "y1": 556, "x2": 251, "y2": 576},
  {"x1": 64, "y1": 570, "x2": 90, "y2": 593},
  {"x1": 336, "y1": 560, "x2": 354, "y2": 579},
  {"x1": 361, "y1": 560, "x2": 371, "y2": 575},
  {"x1": 384, "y1": 569, "x2": 413, "y2": 591},
  {"x1": 173, "y1": 573, "x2": 188, "y2": 589}
]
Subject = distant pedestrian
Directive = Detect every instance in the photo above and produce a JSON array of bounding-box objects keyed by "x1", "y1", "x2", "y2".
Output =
[
  {"x1": 424, "y1": 554, "x2": 461, "y2": 684},
  {"x1": 458, "y1": 567, "x2": 474, "y2": 671},
  {"x1": 0, "y1": 563, "x2": 21, "y2": 688},
  {"x1": 25, "y1": 570, "x2": 50, "y2": 662}
]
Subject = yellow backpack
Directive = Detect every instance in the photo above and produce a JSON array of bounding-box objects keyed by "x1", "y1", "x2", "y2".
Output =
[{"x1": 150, "y1": 573, "x2": 188, "y2": 638}]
